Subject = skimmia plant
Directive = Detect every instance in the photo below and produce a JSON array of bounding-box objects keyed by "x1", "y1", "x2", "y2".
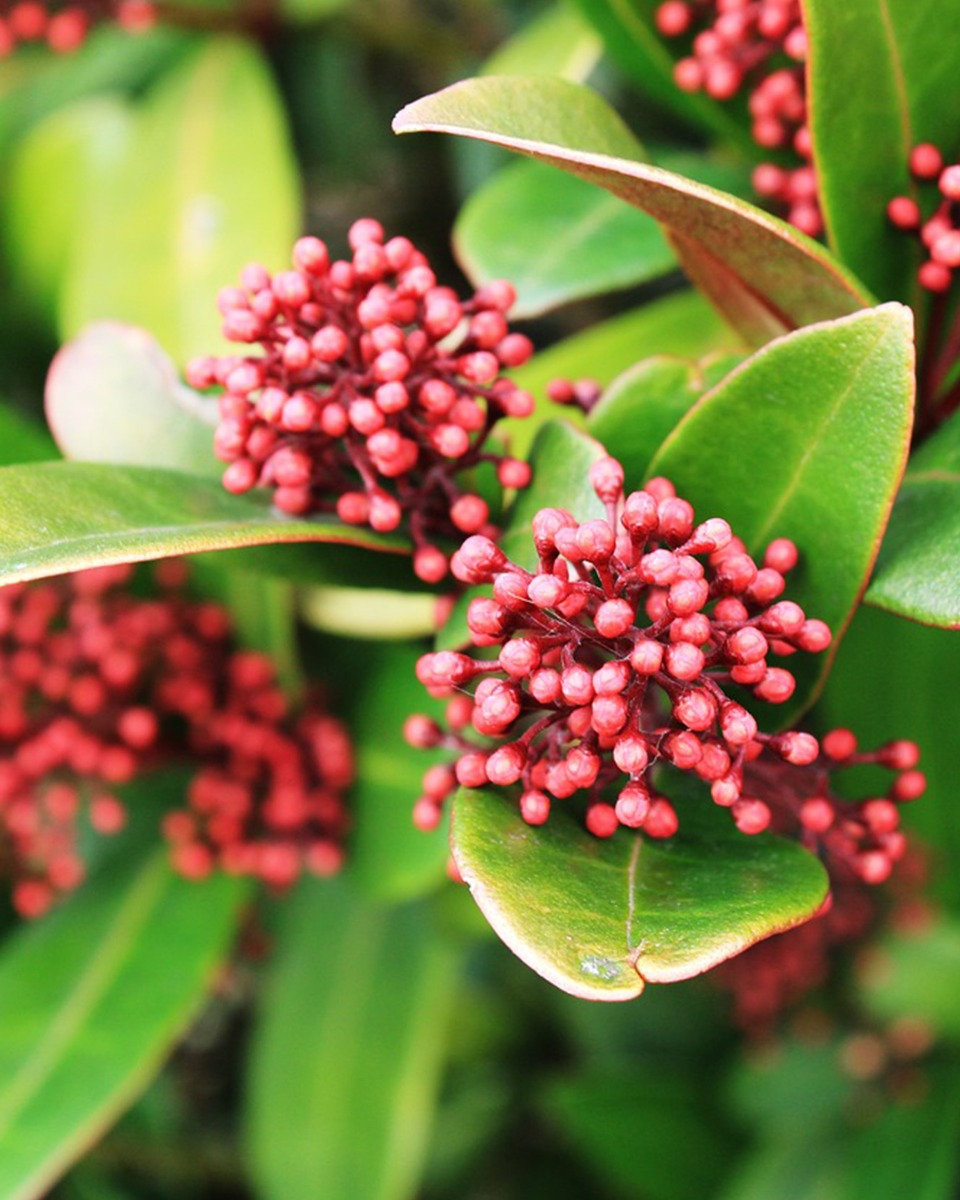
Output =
[{"x1": 0, "y1": 1, "x2": 957, "y2": 1198}]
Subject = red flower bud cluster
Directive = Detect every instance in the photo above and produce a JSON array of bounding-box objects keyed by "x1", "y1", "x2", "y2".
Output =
[
  {"x1": 407, "y1": 455, "x2": 835, "y2": 839},
  {"x1": 887, "y1": 142, "x2": 960, "y2": 293},
  {"x1": 0, "y1": 0, "x2": 154, "y2": 55},
  {"x1": 0, "y1": 563, "x2": 351, "y2": 917},
  {"x1": 655, "y1": 0, "x2": 822, "y2": 236},
  {"x1": 188, "y1": 219, "x2": 536, "y2": 584},
  {"x1": 715, "y1": 732, "x2": 925, "y2": 1030}
]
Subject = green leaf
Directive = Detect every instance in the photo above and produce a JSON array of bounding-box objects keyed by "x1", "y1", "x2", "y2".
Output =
[
  {"x1": 346, "y1": 643, "x2": 452, "y2": 901},
  {"x1": 0, "y1": 406, "x2": 57, "y2": 466},
  {"x1": 0, "y1": 461, "x2": 407, "y2": 588},
  {"x1": 45, "y1": 322, "x2": 219, "y2": 477},
  {"x1": 647, "y1": 304, "x2": 915, "y2": 713},
  {"x1": 0, "y1": 846, "x2": 243, "y2": 1200},
  {"x1": 393, "y1": 76, "x2": 871, "y2": 344},
  {"x1": 570, "y1": 0, "x2": 753, "y2": 147},
  {"x1": 866, "y1": 409, "x2": 960, "y2": 627},
  {"x1": 481, "y1": 1, "x2": 602, "y2": 81},
  {"x1": 300, "y1": 587, "x2": 438, "y2": 640},
  {"x1": 504, "y1": 288, "x2": 738, "y2": 457},
  {"x1": 246, "y1": 878, "x2": 460, "y2": 1200},
  {"x1": 60, "y1": 36, "x2": 300, "y2": 364},
  {"x1": 455, "y1": 159, "x2": 675, "y2": 317},
  {"x1": 588, "y1": 351, "x2": 743, "y2": 481},
  {"x1": 451, "y1": 786, "x2": 828, "y2": 1000},
  {"x1": 804, "y1": 0, "x2": 960, "y2": 306},
  {"x1": 857, "y1": 919, "x2": 960, "y2": 1040}
]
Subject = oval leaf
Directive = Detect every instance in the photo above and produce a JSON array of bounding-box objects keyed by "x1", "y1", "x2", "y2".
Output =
[
  {"x1": 804, "y1": 0, "x2": 960, "y2": 305},
  {"x1": 246, "y1": 878, "x2": 460, "y2": 1200},
  {"x1": 866, "y1": 409, "x2": 960, "y2": 627},
  {"x1": 45, "y1": 322, "x2": 219, "y2": 477},
  {"x1": 647, "y1": 304, "x2": 915, "y2": 711},
  {"x1": 455, "y1": 159, "x2": 675, "y2": 317},
  {"x1": 0, "y1": 462, "x2": 406, "y2": 588},
  {"x1": 393, "y1": 76, "x2": 871, "y2": 344},
  {"x1": 452, "y1": 786, "x2": 828, "y2": 1000},
  {"x1": 0, "y1": 847, "x2": 243, "y2": 1200}
]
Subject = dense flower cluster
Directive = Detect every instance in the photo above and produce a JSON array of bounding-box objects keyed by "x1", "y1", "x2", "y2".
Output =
[
  {"x1": 0, "y1": 0, "x2": 154, "y2": 55},
  {"x1": 0, "y1": 563, "x2": 351, "y2": 917},
  {"x1": 188, "y1": 219, "x2": 535, "y2": 583},
  {"x1": 408, "y1": 456, "x2": 840, "y2": 840},
  {"x1": 888, "y1": 142, "x2": 960, "y2": 293},
  {"x1": 655, "y1": 0, "x2": 821, "y2": 235}
]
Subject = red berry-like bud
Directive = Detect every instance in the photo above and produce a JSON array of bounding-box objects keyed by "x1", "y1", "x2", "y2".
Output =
[
  {"x1": 822, "y1": 728, "x2": 857, "y2": 760},
  {"x1": 585, "y1": 802, "x2": 619, "y2": 838},
  {"x1": 520, "y1": 789, "x2": 551, "y2": 825},
  {"x1": 891, "y1": 770, "x2": 926, "y2": 801},
  {"x1": 878, "y1": 740, "x2": 920, "y2": 770},
  {"x1": 772, "y1": 731, "x2": 819, "y2": 765},
  {"x1": 590, "y1": 456, "x2": 625, "y2": 504},
  {"x1": 615, "y1": 783, "x2": 651, "y2": 828},
  {"x1": 732, "y1": 797, "x2": 771, "y2": 834},
  {"x1": 594, "y1": 599, "x2": 635, "y2": 638},
  {"x1": 910, "y1": 143, "x2": 944, "y2": 180},
  {"x1": 644, "y1": 798, "x2": 679, "y2": 839}
]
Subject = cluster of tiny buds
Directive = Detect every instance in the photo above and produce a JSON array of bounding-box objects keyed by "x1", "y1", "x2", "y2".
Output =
[
  {"x1": 188, "y1": 219, "x2": 535, "y2": 584},
  {"x1": 887, "y1": 143, "x2": 960, "y2": 293},
  {"x1": 0, "y1": 0, "x2": 154, "y2": 55},
  {"x1": 0, "y1": 563, "x2": 351, "y2": 917},
  {"x1": 655, "y1": 0, "x2": 822, "y2": 236},
  {"x1": 406, "y1": 455, "x2": 840, "y2": 843}
]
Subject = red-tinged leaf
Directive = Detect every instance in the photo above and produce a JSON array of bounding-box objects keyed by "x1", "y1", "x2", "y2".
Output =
[
  {"x1": 393, "y1": 76, "x2": 871, "y2": 344},
  {"x1": 647, "y1": 304, "x2": 915, "y2": 714},
  {"x1": 0, "y1": 462, "x2": 407, "y2": 588},
  {"x1": 866, "y1": 409, "x2": 960, "y2": 628},
  {"x1": 451, "y1": 786, "x2": 828, "y2": 1001}
]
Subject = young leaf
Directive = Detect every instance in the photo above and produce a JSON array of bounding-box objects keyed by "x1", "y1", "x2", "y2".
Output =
[
  {"x1": 394, "y1": 76, "x2": 871, "y2": 344},
  {"x1": 0, "y1": 847, "x2": 244, "y2": 1200},
  {"x1": 866, "y1": 409, "x2": 960, "y2": 627},
  {"x1": 804, "y1": 0, "x2": 960, "y2": 306},
  {"x1": 60, "y1": 37, "x2": 300, "y2": 364},
  {"x1": 246, "y1": 877, "x2": 460, "y2": 1200},
  {"x1": 455, "y1": 160, "x2": 675, "y2": 317},
  {"x1": 647, "y1": 304, "x2": 915, "y2": 712},
  {"x1": 451, "y1": 786, "x2": 828, "y2": 1001},
  {"x1": 45, "y1": 322, "x2": 219, "y2": 477},
  {"x1": 588, "y1": 352, "x2": 744, "y2": 482},
  {"x1": 0, "y1": 462, "x2": 407, "y2": 588}
]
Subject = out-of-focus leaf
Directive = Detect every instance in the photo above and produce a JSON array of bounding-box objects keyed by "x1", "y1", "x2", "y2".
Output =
[
  {"x1": 504, "y1": 288, "x2": 738, "y2": 456},
  {"x1": 300, "y1": 587, "x2": 438, "y2": 641},
  {"x1": 857, "y1": 919, "x2": 960, "y2": 1040},
  {"x1": 347, "y1": 643, "x2": 451, "y2": 901},
  {"x1": 648, "y1": 304, "x2": 915, "y2": 715},
  {"x1": 61, "y1": 37, "x2": 300, "y2": 364},
  {"x1": 866, "y1": 409, "x2": 960, "y2": 627},
  {"x1": 394, "y1": 77, "x2": 871, "y2": 345},
  {"x1": 0, "y1": 407, "x2": 57, "y2": 465},
  {"x1": 45, "y1": 322, "x2": 218, "y2": 477},
  {"x1": 539, "y1": 1067, "x2": 732, "y2": 1200},
  {"x1": 246, "y1": 878, "x2": 459, "y2": 1200},
  {"x1": 279, "y1": 0, "x2": 348, "y2": 23},
  {"x1": 588, "y1": 351, "x2": 743, "y2": 481},
  {"x1": 716, "y1": 1137, "x2": 846, "y2": 1200},
  {"x1": 455, "y1": 160, "x2": 675, "y2": 318},
  {"x1": 482, "y1": 2, "x2": 602, "y2": 81},
  {"x1": 2, "y1": 99, "x2": 134, "y2": 322},
  {"x1": 0, "y1": 846, "x2": 243, "y2": 1200},
  {"x1": 451, "y1": 786, "x2": 828, "y2": 1000},
  {"x1": 804, "y1": 0, "x2": 960, "y2": 306},
  {"x1": 0, "y1": 462, "x2": 407, "y2": 588}
]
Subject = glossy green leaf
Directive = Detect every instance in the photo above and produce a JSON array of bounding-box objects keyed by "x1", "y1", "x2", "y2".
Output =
[
  {"x1": 2, "y1": 98, "x2": 134, "y2": 322},
  {"x1": 300, "y1": 587, "x2": 438, "y2": 640},
  {"x1": 455, "y1": 160, "x2": 675, "y2": 317},
  {"x1": 804, "y1": 0, "x2": 960, "y2": 306},
  {"x1": 452, "y1": 786, "x2": 827, "y2": 1000},
  {"x1": 0, "y1": 847, "x2": 243, "y2": 1200},
  {"x1": 394, "y1": 76, "x2": 870, "y2": 344},
  {"x1": 45, "y1": 322, "x2": 219, "y2": 477},
  {"x1": 0, "y1": 462, "x2": 406, "y2": 588},
  {"x1": 246, "y1": 878, "x2": 460, "y2": 1200},
  {"x1": 648, "y1": 304, "x2": 915, "y2": 712},
  {"x1": 858, "y1": 919, "x2": 960, "y2": 1040},
  {"x1": 61, "y1": 37, "x2": 300, "y2": 364},
  {"x1": 0, "y1": 407, "x2": 57, "y2": 466},
  {"x1": 481, "y1": 2, "x2": 602, "y2": 81},
  {"x1": 588, "y1": 351, "x2": 744, "y2": 481},
  {"x1": 570, "y1": 0, "x2": 752, "y2": 147},
  {"x1": 347, "y1": 643, "x2": 451, "y2": 901},
  {"x1": 504, "y1": 288, "x2": 738, "y2": 457},
  {"x1": 866, "y1": 409, "x2": 960, "y2": 627}
]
